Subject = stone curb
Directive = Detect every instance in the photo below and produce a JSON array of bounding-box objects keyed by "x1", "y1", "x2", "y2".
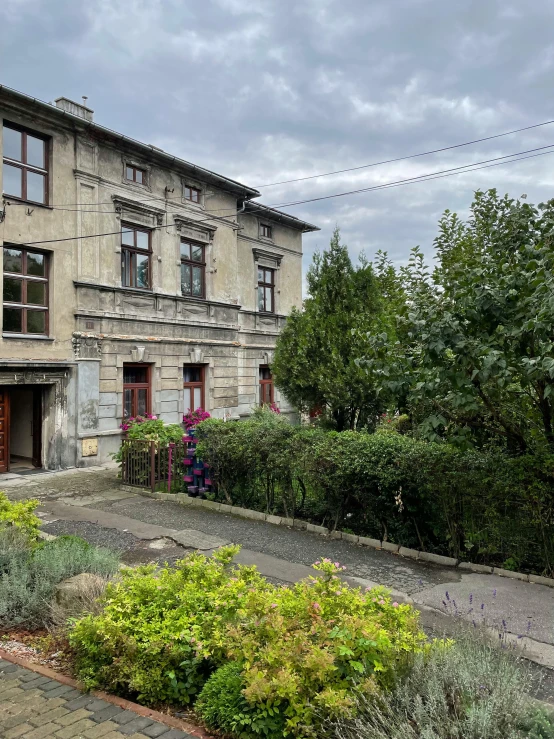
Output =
[
  {"x1": 132, "y1": 488, "x2": 554, "y2": 588},
  {"x1": 0, "y1": 648, "x2": 211, "y2": 738}
]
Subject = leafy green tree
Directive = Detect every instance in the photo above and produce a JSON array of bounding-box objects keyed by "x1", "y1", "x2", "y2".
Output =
[
  {"x1": 361, "y1": 190, "x2": 554, "y2": 453},
  {"x1": 272, "y1": 228, "x2": 402, "y2": 430}
]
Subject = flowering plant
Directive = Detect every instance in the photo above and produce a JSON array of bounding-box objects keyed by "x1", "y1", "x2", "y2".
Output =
[
  {"x1": 268, "y1": 401, "x2": 281, "y2": 414},
  {"x1": 119, "y1": 413, "x2": 157, "y2": 432},
  {"x1": 183, "y1": 407, "x2": 211, "y2": 429}
]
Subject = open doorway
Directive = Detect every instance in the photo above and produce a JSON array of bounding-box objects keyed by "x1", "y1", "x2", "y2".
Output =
[{"x1": 0, "y1": 386, "x2": 43, "y2": 473}]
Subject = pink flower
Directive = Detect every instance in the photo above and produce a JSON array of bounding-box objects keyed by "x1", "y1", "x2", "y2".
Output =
[
  {"x1": 334, "y1": 562, "x2": 340, "y2": 567},
  {"x1": 392, "y1": 602, "x2": 399, "y2": 607},
  {"x1": 270, "y1": 603, "x2": 278, "y2": 608},
  {"x1": 312, "y1": 602, "x2": 321, "y2": 610},
  {"x1": 379, "y1": 599, "x2": 386, "y2": 605}
]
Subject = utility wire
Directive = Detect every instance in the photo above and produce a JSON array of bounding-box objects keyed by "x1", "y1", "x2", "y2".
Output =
[
  {"x1": 6, "y1": 116, "x2": 554, "y2": 210},
  {"x1": 10, "y1": 145, "x2": 554, "y2": 246},
  {"x1": 266, "y1": 145, "x2": 554, "y2": 209},
  {"x1": 253, "y1": 118, "x2": 554, "y2": 188}
]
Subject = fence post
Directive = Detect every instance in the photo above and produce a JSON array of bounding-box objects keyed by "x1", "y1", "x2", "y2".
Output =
[
  {"x1": 150, "y1": 441, "x2": 156, "y2": 492},
  {"x1": 168, "y1": 443, "x2": 174, "y2": 494}
]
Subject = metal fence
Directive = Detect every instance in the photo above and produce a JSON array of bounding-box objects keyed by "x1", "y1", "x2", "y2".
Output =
[{"x1": 121, "y1": 439, "x2": 186, "y2": 493}]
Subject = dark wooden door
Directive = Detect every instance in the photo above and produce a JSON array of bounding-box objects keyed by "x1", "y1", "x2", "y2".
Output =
[
  {"x1": 32, "y1": 387, "x2": 42, "y2": 468},
  {"x1": 0, "y1": 389, "x2": 9, "y2": 473}
]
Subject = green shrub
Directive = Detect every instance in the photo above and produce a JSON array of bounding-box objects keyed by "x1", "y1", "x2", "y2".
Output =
[
  {"x1": 70, "y1": 548, "x2": 427, "y2": 736},
  {"x1": 0, "y1": 533, "x2": 119, "y2": 628},
  {"x1": 196, "y1": 661, "x2": 286, "y2": 738},
  {"x1": 327, "y1": 629, "x2": 554, "y2": 739},
  {"x1": 0, "y1": 491, "x2": 41, "y2": 542}
]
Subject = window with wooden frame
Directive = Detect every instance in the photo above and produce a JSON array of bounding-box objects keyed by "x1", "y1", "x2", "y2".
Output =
[
  {"x1": 260, "y1": 223, "x2": 272, "y2": 239},
  {"x1": 257, "y1": 267, "x2": 274, "y2": 312},
  {"x1": 183, "y1": 366, "x2": 205, "y2": 412},
  {"x1": 125, "y1": 165, "x2": 146, "y2": 185},
  {"x1": 2, "y1": 123, "x2": 48, "y2": 205},
  {"x1": 184, "y1": 185, "x2": 201, "y2": 204},
  {"x1": 180, "y1": 239, "x2": 205, "y2": 298},
  {"x1": 3, "y1": 246, "x2": 49, "y2": 335},
  {"x1": 121, "y1": 224, "x2": 151, "y2": 289},
  {"x1": 259, "y1": 366, "x2": 274, "y2": 405},
  {"x1": 123, "y1": 364, "x2": 151, "y2": 418}
]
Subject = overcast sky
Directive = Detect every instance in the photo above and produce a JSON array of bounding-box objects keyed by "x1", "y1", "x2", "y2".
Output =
[{"x1": 2, "y1": 0, "x2": 554, "y2": 282}]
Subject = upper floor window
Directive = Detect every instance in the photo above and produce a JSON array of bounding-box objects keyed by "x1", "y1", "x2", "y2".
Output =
[
  {"x1": 3, "y1": 246, "x2": 49, "y2": 335},
  {"x1": 2, "y1": 124, "x2": 48, "y2": 205},
  {"x1": 260, "y1": 223, "x2": 273, "y2": 239},
  {"x1": 125, "y1": 165, "x2": 146, "y2": 185},
  {"x1": 121, "y1": 224, "x2": 151, "y2": 289},
  {"x1": 180, "y1": 239, "x2": 205, "y2": 298},
  {"x1": 259, "y1": 366, "x2": 274, "y2": 405},
  {"x1": 258, "y1": 267, "x2": 274, "y2": 313},
  {"x1": 184, "y1": 185, "x2": 201, "y2": 204},
  {"x1": 123, "y1": 364, "x2": 151, "y2": 418}
]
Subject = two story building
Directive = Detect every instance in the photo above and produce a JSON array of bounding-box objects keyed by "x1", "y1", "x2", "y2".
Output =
[{"x1": 0, "y1": 85, "x2": 318, "y2": 473}]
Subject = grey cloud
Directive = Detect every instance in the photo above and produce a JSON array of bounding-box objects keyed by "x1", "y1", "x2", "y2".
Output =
[{"x1": 1, "y1": 0, "x2": 553, "y2": 282}]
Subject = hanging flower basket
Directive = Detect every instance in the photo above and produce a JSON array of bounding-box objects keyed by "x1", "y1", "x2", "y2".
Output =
[
  {"x1": 183, "y1": 436, "x2": 194, "y2": 443},
  {"x1": 204, "y1": 478, "x2": 213, "y2": 486},
  {"x1": 186, "y1": 448, "x2": 196, "y2": 457},
  {"x1": 193, "y1": 468, "x2": 203, "y2": 476},
  {"x1": 203, "y1": 462, "x2": 210, "y2": 469},
  {"x1": 183, "y1": 458, "x2": 193, "y2": 466},
  {"x1": 183, "y1": 475, "x2": 194, "y2": 483}
]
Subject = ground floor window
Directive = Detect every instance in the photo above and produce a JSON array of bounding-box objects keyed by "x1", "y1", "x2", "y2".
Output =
[
  {"x1": 184, "y1": 365, "x2": 204, "y2": 412},
  {"x1": 259, "y1": 365, "x2": 274, "y2": 405},
  {"x1": 123, "y1": 364, "x2": 151, "y2": 418}
]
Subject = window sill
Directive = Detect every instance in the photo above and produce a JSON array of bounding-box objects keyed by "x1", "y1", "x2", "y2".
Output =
[
  {"x1": 2, "y1": 333, "x2": 54, "y2": 341},
  {"x1": 3, "y1": 196, "x2": 52, "y2": 210}
]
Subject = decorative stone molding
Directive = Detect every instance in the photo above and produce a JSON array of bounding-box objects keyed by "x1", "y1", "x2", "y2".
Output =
[
  {"x1": 130, "y1": 346, "x2": 148, "y2": 363},
  {"x1": 189, "y1": 347, "x2": 204, "y2": 364},
  {"x1": 173, "y1": 215, "x2": 216, "y2": 243},
  {"x1": 72, "y1": 333, "x2": 102, "y2": 360},
  {"x1": 252, "y1": 247, "x2": 283, "y2": 267},
  {"x1": 112, "y1": 195, "x2": 165, "y2": 226},
  {"x1": 261, "y1": 350, "x2": 274, "y2": 364},
  {"x1": 120, "y1": 155, "x2": 152, "y2": 191}
]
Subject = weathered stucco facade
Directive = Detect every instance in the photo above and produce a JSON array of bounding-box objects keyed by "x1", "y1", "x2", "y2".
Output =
[{"x1": 0, "y1": 86, "x2": 318, "y2": 472}]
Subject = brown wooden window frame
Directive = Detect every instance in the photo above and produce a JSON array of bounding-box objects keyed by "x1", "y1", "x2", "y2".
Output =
[
  {"x1": 257, "y1": 266, "x2": 275, "y2": 313},
  {"x1": 123, "y1": 363, "x2": 151, "y2": 419},
  {"x1": 184, "y1": 185, "x2": 201, "y2": 204},
  {"x1": 2, "y1": 245, "x2": 49, "y2": 336},
  {"x1": 183, "y1": 365, "x2": 205, "y2": 413},
  {"x1": 121, "y1": 223, "x2": 152, "y2": 290},
  {"x1": 125, "y1": 165, "x2": 146, "y2": 185},
  {"x1": 260, "y1": 223, "x2": 273, "y2": 239},
  {"x1": 2, "y1": 122, "x2": 49, "y2": 206},
  {"x1": 259, "y1": 365, "x2": 274, "y2": 405},
  {"x1": 180, "y1": 239, "x2": 206, "y2": 299}
]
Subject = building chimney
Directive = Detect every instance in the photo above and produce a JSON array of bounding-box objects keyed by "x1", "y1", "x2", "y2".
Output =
[{"x1": 54, "y1": 97, "x2": 94, "y2": 122}]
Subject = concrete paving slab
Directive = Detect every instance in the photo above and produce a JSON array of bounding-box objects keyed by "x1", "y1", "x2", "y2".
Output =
[{"x1": 171, "y1": 529, "x2": 230, "y2": 550}]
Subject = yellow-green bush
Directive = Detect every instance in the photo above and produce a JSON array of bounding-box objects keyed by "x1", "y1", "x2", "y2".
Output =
[
  {"x1": 70, "y1": 547, "x2": 426, "y2": 737},
  {"x1": 0, "y1": 491, "x2": 40, "y2": 542}
]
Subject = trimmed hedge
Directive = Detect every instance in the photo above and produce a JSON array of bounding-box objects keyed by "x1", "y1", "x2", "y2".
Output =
[{"x1": 195, "y1": 410, "x2": 554, "y2": 576}]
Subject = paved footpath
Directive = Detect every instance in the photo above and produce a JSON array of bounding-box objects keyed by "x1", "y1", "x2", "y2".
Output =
[
  {"x1": 0, "y1": 657, "x2": 196, "y2": 739},
  {"x1": 3, "y1": 466, "x2": 554, "y2": 698}
]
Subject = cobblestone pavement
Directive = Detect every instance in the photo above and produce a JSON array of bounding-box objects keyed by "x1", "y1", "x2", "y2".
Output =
[{"x1": 0, "y1": 659, "x2": 195, "y2": 739}]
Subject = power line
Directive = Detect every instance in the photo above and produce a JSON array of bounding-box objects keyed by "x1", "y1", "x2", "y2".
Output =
[
  {"x1": 6, "y1": 116, "x2": 554, "y2": 211},
  {"x1": 8, "y1": 144, "x2": 554, "y2": 247},
  {"x1": 253, "y1": 118, "x2": 554, "y2": 188},
  {"x1": 265, "y1": 144, "x2": 554, "y2": 210}
]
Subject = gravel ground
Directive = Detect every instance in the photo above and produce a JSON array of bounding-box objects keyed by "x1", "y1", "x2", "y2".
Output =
[
  {"x1": 40, "y1": 519, "x2": 189, "y2": 566},
  {"x1": 90, "y1": 495, "x2": 458, "y2": 595}
]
